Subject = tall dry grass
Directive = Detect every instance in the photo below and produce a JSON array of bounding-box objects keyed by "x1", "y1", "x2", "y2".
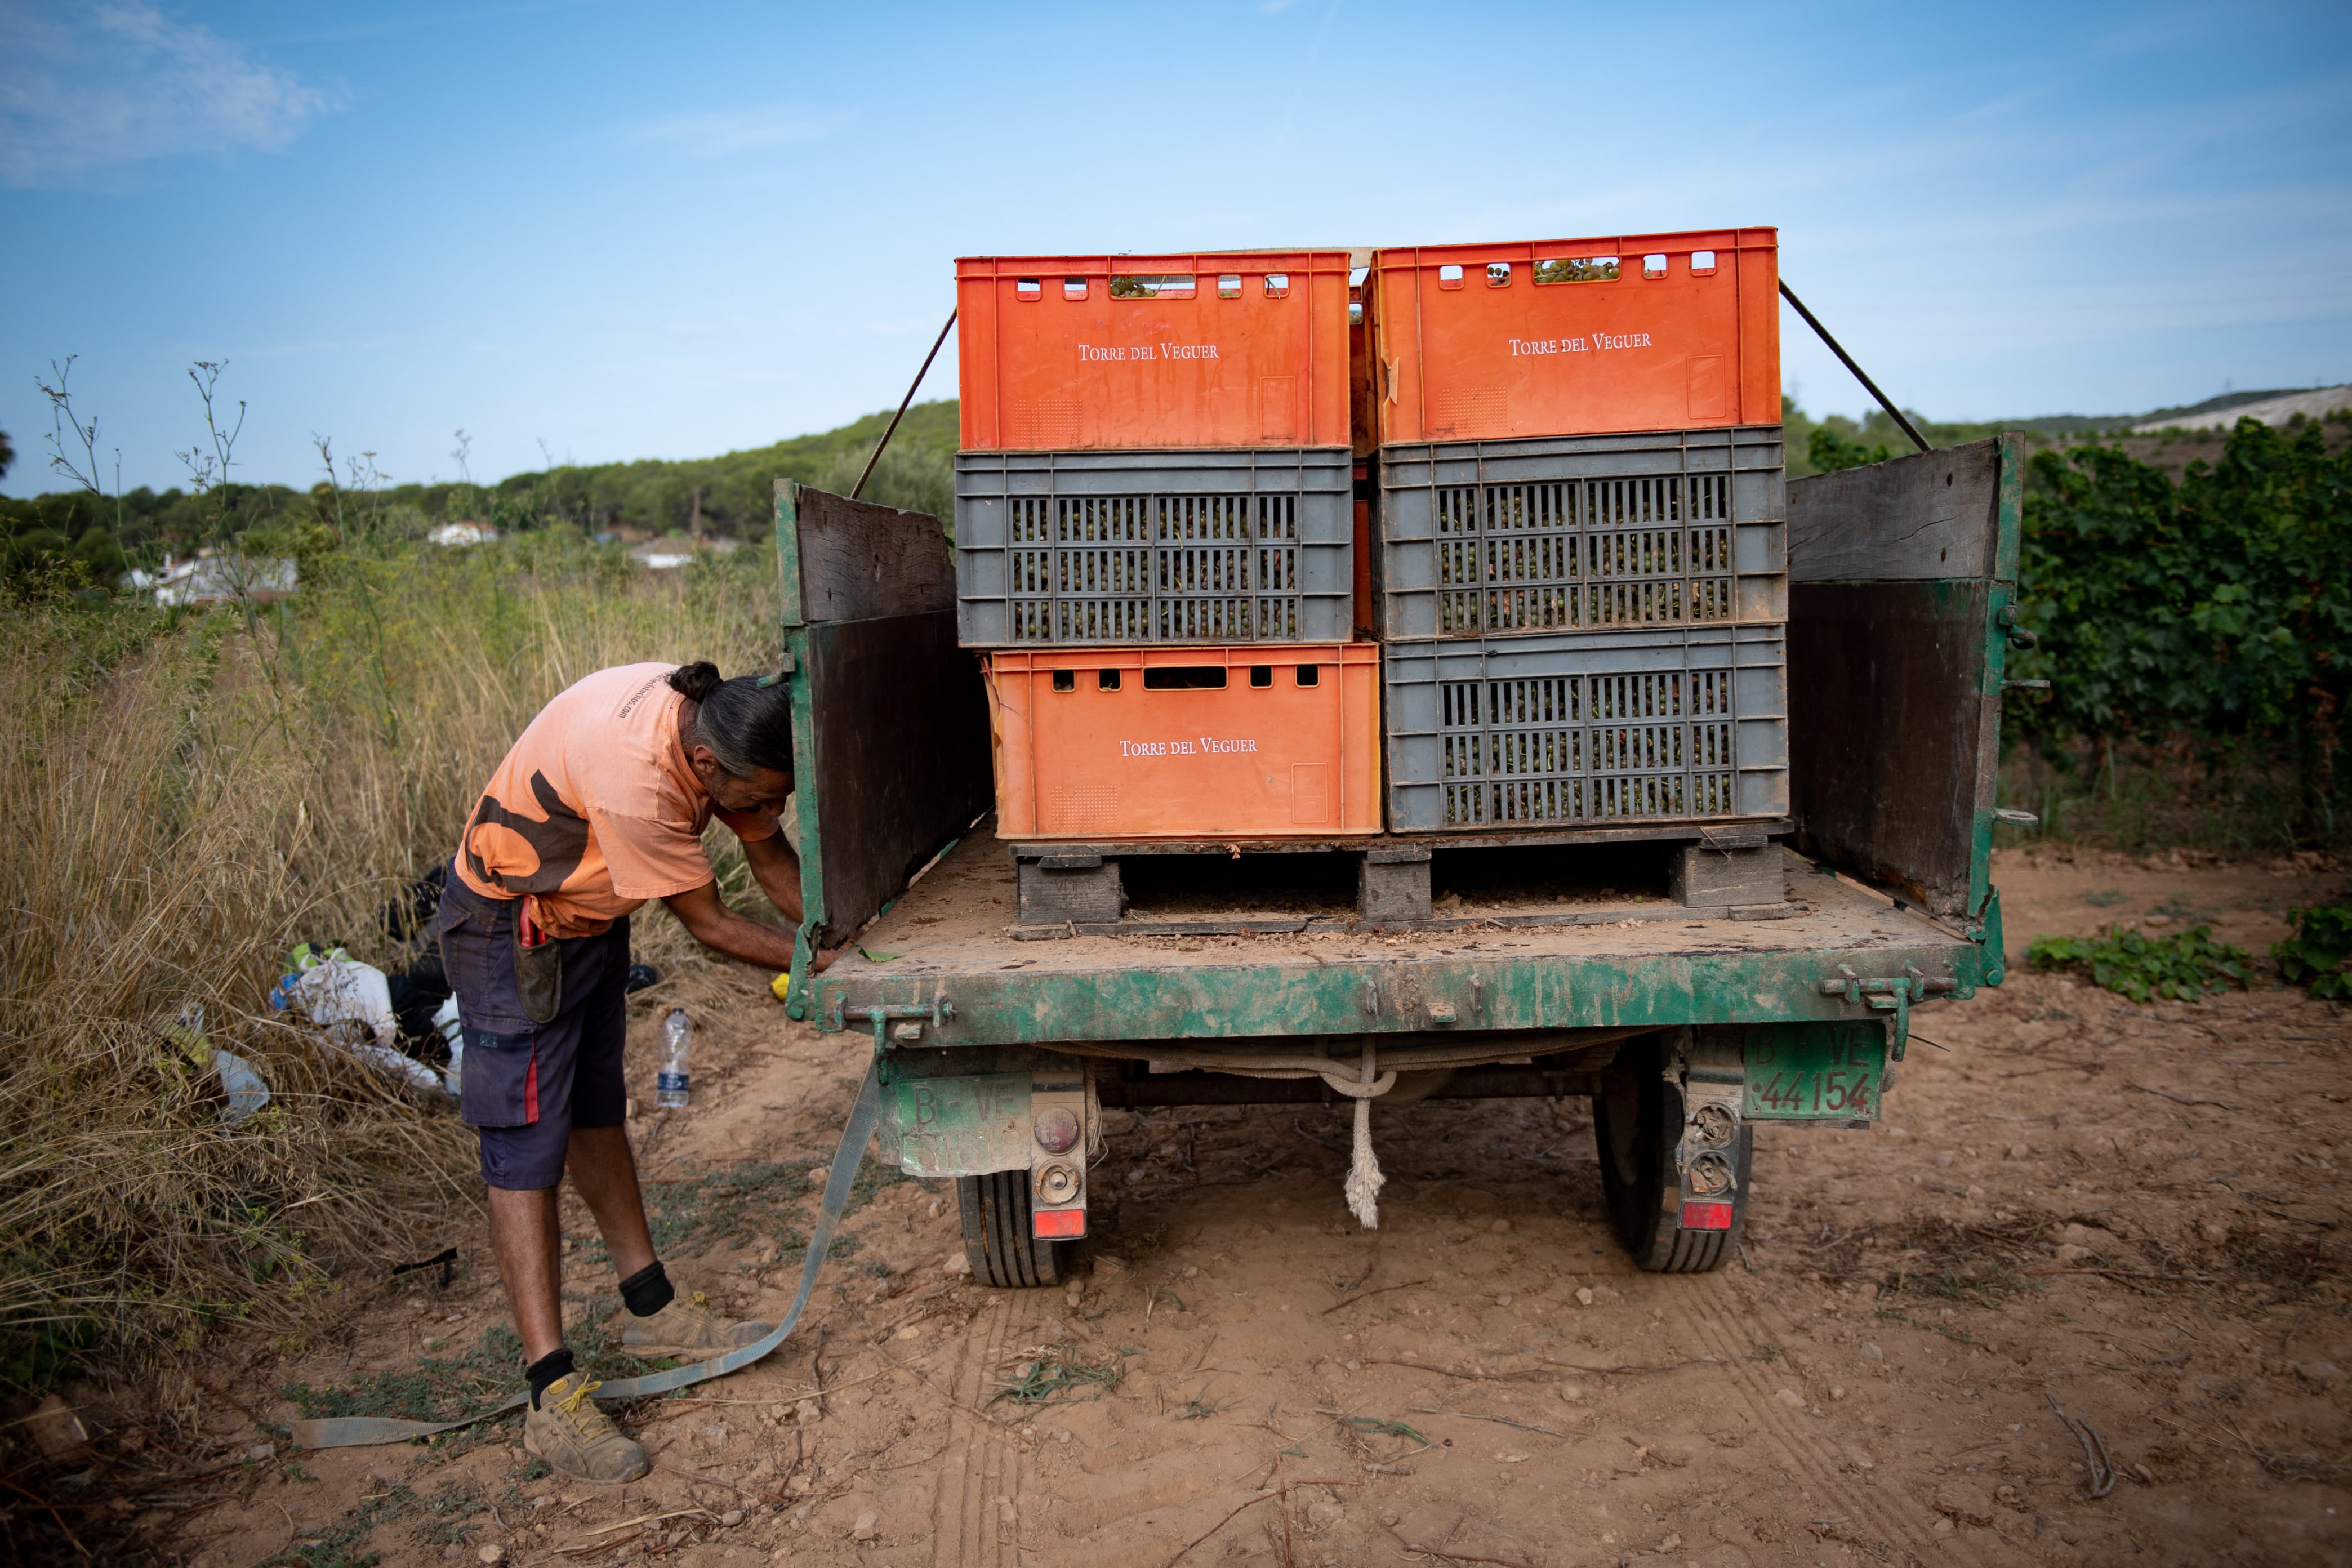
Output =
[{"x1": 0, "y1": 534, "x2": 779, "y2": 1379}]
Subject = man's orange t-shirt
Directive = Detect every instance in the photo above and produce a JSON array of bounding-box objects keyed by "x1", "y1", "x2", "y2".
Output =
[{"x1": 454, "y1": 663, "x2": 778, "y2": 937}]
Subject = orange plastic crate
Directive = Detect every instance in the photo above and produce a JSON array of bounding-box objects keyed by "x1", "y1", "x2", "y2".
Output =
[
  {"x1": 987, "y1": 644, "x2": 1379, "y2": 840},
  {"x1": 1370, "y1": 229, "x2": 1779, "y2": 443},
  {"x1": 957, "y1": 253, "x2": 1352, "y2": 451}
]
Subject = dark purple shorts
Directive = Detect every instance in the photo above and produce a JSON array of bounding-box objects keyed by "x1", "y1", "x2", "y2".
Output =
[{"x1": 437, "y1": 876, "x2": 630, "y2": 1191}]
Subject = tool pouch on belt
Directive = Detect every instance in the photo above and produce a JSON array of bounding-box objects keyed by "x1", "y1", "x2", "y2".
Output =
[{"x1": 513, "y1": 897, "x2": 562, "y2": 1024}]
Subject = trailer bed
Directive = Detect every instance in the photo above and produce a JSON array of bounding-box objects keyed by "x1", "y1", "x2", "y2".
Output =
[{"x1": 808, "y1": 827, "x2": 1991, "y2": 1050}]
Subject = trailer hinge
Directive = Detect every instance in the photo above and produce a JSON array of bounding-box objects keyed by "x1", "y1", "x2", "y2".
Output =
[
  {"x1": 785, "y1": 915, "x2": 825, "y2": 1021},
  {"x1": 1818, "y1": 963, "x2": 1954, "y2": 1062},
  {"x1": 834, "y1": 997, "x2": 955, "y2": 1055},
  {"x1": 1966, "y1": 886, "x2": 2006, "y2": 988}
]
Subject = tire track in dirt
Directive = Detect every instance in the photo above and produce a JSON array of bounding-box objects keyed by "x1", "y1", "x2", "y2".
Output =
[
  {"x1": 929, "y1": 1288, "x2": 1042, "y2": 1567},
  {"x1": 1659, "y1": 1276, "x2": 1971, "y2": 1568}
]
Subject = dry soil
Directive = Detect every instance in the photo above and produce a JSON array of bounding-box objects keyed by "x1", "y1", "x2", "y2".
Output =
[{"x1": 59, "y1": 848, "x2": 2352, "y2": 1567}]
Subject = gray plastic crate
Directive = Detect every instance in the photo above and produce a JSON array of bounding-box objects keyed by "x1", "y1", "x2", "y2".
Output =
[
  {"x1": 1378, "y1": 426, "x2": 1785, "y2": 640},
  {"x1": 956, "y1": 447, "x2": 1353, "y2": 647},
  {"x1": 1383, "y1": 623, "x2": 1788, "y2": 831}
]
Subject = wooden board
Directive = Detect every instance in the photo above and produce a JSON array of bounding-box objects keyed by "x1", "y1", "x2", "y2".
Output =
[
  {"x1": 780, "y1": 480, "x2": 957, "y2": 625},
  {"x1": 801, "y1": 609, "x2": 992, "y2": 948},
  {"x1": 1784, "y1": 435, "x2": 2019, "y2": 925},
  {"x1": 1787, "y1": 438, "x2": 2007, "y2": 583},
  {"x1": 777, "y1": 483, "x2": 994, "y2": 961},
  {"x1": 1787, "y1": 580, "x2": 1994, "y2": 920}
]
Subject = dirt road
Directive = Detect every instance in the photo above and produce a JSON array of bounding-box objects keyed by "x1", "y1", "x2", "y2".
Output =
[{"x1": 159, "y1": 849, "x2": 2351, "y2": 1566}]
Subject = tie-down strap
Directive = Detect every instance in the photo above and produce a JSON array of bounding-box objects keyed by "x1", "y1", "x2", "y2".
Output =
[{"x1": 290, "y1": 1061, "x2": 882, "y2": 1450}]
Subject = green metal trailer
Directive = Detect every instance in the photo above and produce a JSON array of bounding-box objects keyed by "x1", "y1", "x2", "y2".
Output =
[{"x1": 767, "y1": 437, "x2": 2032, "y2": 1286}]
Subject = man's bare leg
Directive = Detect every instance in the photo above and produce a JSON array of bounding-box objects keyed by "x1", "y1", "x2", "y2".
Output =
[
  {"x1": 487, "y1": 1187, "x2": 566, "y2": 1364},
  {"x1": 487, "y1": 1128, "x2": 656, "y2": 1370},
  {"x1": 491, "y1": 1163, "x2": 651, "y2": 1485},
  {"x1": 565, "y1": 1125, "x2": 657, "y2": 1282}
]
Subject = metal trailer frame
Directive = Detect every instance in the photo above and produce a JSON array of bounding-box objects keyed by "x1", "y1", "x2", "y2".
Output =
[{"x1": 763, "y1": 435, "x2": 2029, "y2": 1269}]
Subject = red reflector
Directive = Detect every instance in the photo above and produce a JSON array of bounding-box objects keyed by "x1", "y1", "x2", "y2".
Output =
[
  {"x1": 1032, "y1": 1207, "x2": 1086, "y2": 1239},
  {"x1": 1680, "y1": 1201, "x2": 1734, "y2": 1231}
]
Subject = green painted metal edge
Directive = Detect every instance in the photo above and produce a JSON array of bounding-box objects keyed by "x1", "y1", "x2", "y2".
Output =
[
  {"x1": 811, "y1": 936, "x2": 1988, "y2": 1049},
  {"x1": 1977, "y1": 884, "x2": 2007, "y2": 988},
  {"x1": 1965, "y1": 431, "x2": 2024, "y2": 961},
  {"x1": 1990, "y1": 429, "x2": 2024, "y2": 586},
  {"x1": 776, "y1": 479, "x2": 823, "y2": 1018}
]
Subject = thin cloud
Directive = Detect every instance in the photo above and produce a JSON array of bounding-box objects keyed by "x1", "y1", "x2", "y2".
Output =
[
  {"x1": 624, "y1": 106, "x2": 839, "y2": 158},
  {"x1": 0, "y1": 2, "x2": 336, "y2": 187}
]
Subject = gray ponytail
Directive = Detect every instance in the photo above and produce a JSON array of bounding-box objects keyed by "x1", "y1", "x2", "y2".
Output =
[{"x1": 667, "y1": 662, "x2": 794, "y2": 777}]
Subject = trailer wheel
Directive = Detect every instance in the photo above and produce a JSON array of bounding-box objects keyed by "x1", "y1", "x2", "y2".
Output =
[
  {"x1": 1593, "y1": 1034, "x2": 1750, "y2": 1273},
  {"x1": 956, "y1": 1170, "x2": 1068, "y2": 1288}
]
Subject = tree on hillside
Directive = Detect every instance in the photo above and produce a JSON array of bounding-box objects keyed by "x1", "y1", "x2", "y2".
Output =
[
  {"x1": 1807, "y1": 425, "x2": 1892, "y2": 473},
  {"x1": 0, "y1": 427, "x2": 14, "y2": 479}
]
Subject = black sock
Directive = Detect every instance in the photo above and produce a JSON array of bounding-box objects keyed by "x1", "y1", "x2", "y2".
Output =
[
  {"x1": 619, "y1": 1260, "x2": 675, "y2": 1318},
  {"x1": 526, "y1": 1347, "x2": 577, "y2": 1409}
]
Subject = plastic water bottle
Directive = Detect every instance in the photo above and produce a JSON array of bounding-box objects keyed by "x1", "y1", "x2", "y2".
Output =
[
  {"x1": 435, "y1": 996, "x2": 464, "y2": 1099},
  {"x1": 657, "y1": 1007, "x2": 692, "y2": 1108}
]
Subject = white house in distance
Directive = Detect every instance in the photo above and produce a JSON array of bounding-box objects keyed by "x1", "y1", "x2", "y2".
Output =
[
  {"x1": 122, "y1": 552, "x2": 299, "y2": 605},
  {"x1": 629, "y1": 536, "x2": 739, "y2": 571}
]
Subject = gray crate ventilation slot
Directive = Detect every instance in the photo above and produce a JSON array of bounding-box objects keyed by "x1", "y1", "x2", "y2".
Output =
[
  {"x1": 1004, "y1": 492, "x2": 1309, "y2": 642},
  {"x1": 957, "y1": 448, "x2": 1352, "y2": 648},
  {"x1": 1433, "y1": 473, "x2": 1736, "y2": 636},
  {"x1": 1437, "y1": 666, "x2": 1741, "y2": 826}
]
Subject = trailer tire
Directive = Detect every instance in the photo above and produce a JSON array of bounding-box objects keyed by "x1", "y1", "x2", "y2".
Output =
[
  {"x1": 1593, "y1": 1033, "x2": 1749, "y2": 1273},
  {"x1": 956, "y1": 1170, "x2": 1068, "y2": 1288}
]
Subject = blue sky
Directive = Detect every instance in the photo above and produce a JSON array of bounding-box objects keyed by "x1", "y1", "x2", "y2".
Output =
[{"x1": 2, "y1": 0, "x2": 2347, "y2": 495}]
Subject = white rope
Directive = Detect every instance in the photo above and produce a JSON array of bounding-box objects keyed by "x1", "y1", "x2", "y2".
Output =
[
  {"x1": 1048, "y1": 1034, "x2": 1674, "y2": 1233},
  {"x1": 1317, "y1": 1066, "x2": 1397, "y2": 1098},
  {"x1": 1342, "y1": 1040, "x2": 1386, "y2": 1230},
  {"x1": 1083, "y1": 1063, "x2": 1104, "y2": 1162}
]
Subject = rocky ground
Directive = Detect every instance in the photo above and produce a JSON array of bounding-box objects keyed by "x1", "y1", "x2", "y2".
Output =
[{"x1": 18, "y1": 847, "x2": 2352, "y2": 1567}]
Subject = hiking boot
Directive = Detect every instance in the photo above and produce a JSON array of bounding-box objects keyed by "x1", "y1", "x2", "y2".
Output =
[
  {"x1": 523, "y1": 1374, "x2": 648, "y2": 1484},
  {"x1": 621, "y1": 1290, "x2": 773, "y2": 1358}
]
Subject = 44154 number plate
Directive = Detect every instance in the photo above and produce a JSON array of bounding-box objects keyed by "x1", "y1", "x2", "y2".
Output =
[{"x1": 1742, "y1": 1022, "x2": 1885, "y2": 1121}]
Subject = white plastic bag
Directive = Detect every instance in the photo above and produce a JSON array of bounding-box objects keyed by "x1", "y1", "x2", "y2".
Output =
[
  {"x1": 435, "y1": 995, "x2": 464, "y2": 1099},
  {"x1": 292, "y1": 959, "x2": 441, "y2": 1096},
  {"x1": 292, "y1": 958, "x2": 398, "y2": 1048},
  {"x1": 213, "y1": 1049, "x2": 272, "y2": 1124}
]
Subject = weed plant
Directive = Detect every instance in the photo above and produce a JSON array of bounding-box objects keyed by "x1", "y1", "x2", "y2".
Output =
[
  {"x1": 990, "y1": 1345, "x2": 1129, "y2": 1407},
  {"x1": 2273, "y1": 901, "x2": 2352, "y2": 999},
  {"x1": 2025, "y1": 924, "x2": 2252, "y2": 1001},
  {"x1": 0, "y1": 536, "x2": 779, "y2": 1383},
  {"x1": 255, "y1": 1481, "x2": 420, "y2": 1568}
]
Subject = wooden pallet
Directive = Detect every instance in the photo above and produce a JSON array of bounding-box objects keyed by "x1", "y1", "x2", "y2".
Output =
[{"x1": 1004, "y1": 823, "x2": 1793, "y2": 938}]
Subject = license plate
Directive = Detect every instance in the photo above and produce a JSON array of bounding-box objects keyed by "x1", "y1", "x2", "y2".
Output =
[
  {"x1": 1741, "y1": 1023, "x2": 1885, "y2": 1121},
  {"x1": 879, "y1": 1072, "x2": 1031, "y2": 1176}
]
